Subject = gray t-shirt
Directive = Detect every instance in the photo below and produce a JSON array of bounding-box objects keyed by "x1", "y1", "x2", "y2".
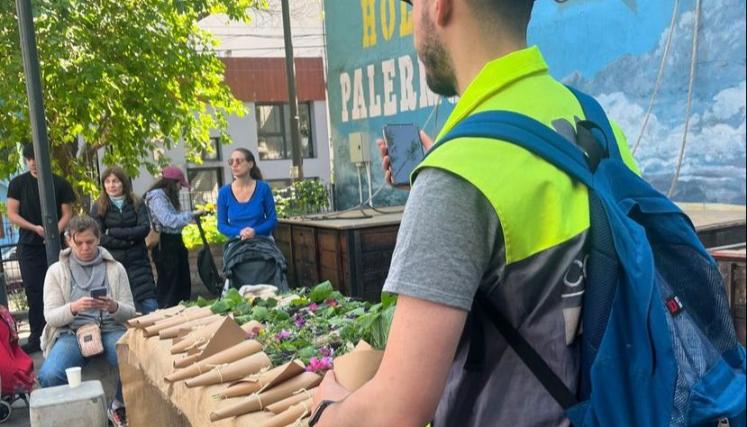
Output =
[
  {"x1": 383, "y1": 167, "x2": 581, "y2": 427},
  {"x1": 383, "y1": 168, "x2": 499, "y2": 310}
]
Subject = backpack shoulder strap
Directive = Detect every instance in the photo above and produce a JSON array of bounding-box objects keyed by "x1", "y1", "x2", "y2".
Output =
[{"x1": 436, "y1": 110, "x2": 594, "y2": 188}]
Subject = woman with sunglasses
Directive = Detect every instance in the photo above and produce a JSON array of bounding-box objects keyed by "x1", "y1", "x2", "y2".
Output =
[
  {"x1": 218, "y1": 149, "x2": 287, "y2": 291},
  {"x1": 217, "y1": 148, "x2": 277, "y2": 240}
]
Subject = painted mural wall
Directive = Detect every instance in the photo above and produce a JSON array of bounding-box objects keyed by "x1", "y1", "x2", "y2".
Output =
[{"x1": 324, "y1": 0, "x2": 746, "y2": 209}]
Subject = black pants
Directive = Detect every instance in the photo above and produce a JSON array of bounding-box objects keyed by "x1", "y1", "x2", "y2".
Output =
[
  {"x1": 152, "y1": 233, "x2": 191, "y2": 308},
  {"x1": 17, "y1": 244, "x2": 48, "y2": 345}
]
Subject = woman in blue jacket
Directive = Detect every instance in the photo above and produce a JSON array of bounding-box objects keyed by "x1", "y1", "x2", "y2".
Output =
[{"x1": 217, "y1": 148, "x2": 278, "y2": 240}]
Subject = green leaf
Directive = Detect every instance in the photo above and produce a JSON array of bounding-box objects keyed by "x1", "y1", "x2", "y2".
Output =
[
  {"x1": 381, "y1": 292, "x2": 398, "y2": 308},
  {"x1": 210, "y1": 300, "x2": 231, "y2": 314},
  {"x1": 235, "y1": 302, "x2": 253, "y2": 316},
  {"x1": 252, "y1": 306, "x2": 270, "y2": 322},
  {"x1": 223, "y1": 288, "x2": 243, "y2": 309},
  {"x1": 297, "y1": 346, "x2": 317, "y2": 363},
  {"x1": 195, "y1": 296, "x2": 215, "y2": 308},
  {"x1": 310, "y1": 281, "x2": 334, "y2": 303}
]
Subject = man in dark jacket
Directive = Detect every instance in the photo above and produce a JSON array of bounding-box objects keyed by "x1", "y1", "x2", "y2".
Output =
[{"x1": 91, "y1": 166, "x2": 158, "y2": 314}]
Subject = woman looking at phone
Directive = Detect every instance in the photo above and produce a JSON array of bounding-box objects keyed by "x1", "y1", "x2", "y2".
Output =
[
  {"x1": 91, "y1": 166, "x2": 158, "y2": 314},
  {"x1": 38, "y1": 215, "x2": 135, "y2": 427}
]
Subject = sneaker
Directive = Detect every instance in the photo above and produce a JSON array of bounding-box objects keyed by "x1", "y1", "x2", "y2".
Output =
[{"x1": 108, "y1": 407, "x2": 128, "y2": 427}]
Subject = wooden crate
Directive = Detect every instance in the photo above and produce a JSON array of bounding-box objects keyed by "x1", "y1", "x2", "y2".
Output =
[
  {"x1": 711, "y1": 247, "x2": 747, "y2": 346},
  {"x1": 274, "y1": 208, "x2": 402, "y2": 302}
]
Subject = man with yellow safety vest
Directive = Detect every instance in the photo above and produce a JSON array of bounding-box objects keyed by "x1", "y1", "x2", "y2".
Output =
[{"x1": 312, "y1": 1, "x2": 637, "y2": 426}]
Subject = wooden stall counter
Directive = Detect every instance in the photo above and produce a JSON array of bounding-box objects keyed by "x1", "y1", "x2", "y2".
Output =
[{"x1": 275, "y1": 206, "x2": 404, "y2": 302}]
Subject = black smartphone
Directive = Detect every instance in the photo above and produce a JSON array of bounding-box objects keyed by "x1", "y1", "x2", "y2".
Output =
[
  {"x1": 383, "y1": 124, "x2": 425, "y2": 186},
  {"x1": 90, "y1": 288, "x2": 107, "y2": 299}
]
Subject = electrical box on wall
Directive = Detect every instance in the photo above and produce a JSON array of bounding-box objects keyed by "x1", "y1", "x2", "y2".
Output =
[{"x1": 348, "y1": 132, "x2": 371, "y2": 163}]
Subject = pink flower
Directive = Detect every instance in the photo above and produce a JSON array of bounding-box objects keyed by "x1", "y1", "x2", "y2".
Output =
[
  {"x1": 308, "y1": 303, "x2": 319, "y2": 313},
  {"x1": 306, "y1": 356, "x2": 334, "y2": 373},
  {"x1": 325, "y1": 299, "x2": 339, "y2": 308},
  {"x1": 275, "y1": 330, "x2": 292, "y2": 341}
]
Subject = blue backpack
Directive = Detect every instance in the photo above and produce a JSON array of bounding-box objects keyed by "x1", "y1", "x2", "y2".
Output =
[{"x1": 439, "y1": 88, "x2": 746, "y2": 427}]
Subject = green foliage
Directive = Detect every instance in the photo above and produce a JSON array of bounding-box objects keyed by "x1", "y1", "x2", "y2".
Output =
[
  {"x1": 203, "y1": 282, "x2": 396, "y2": 367},
  {"x1": 274, "y1": 179, "x2": 329, "y2": 218},
  {"x1": 0, "y1": 0, "x2": 266, "y2": 197},
  {"x1": 354, "y1": 293, "x2": 398, "y2": 350},
  {"x1": 181, "y1": 203, "x2": 228, "y2": 249},
  {"x1": 309, "y1": 281, "x2": 333, "y2": 303}
]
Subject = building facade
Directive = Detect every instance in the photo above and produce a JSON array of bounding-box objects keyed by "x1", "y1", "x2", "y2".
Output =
[{"x1": 129, "y1": 0, "x2": 331, "y2": 207}]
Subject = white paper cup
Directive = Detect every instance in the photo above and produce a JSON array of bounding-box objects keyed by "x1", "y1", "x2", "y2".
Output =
[{"x1": 65, "y1": 367, "x2": 82, "y2": 388}]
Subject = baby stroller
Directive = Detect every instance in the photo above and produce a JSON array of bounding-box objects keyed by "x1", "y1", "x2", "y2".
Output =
[{"x1": 0, "y1": 305, "x2": 34, "y2": 424}]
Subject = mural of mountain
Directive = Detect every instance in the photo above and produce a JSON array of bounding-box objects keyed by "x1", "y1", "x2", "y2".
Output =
[{"x1": 564, "y1": 0, "x2": 746, "y2": 203}]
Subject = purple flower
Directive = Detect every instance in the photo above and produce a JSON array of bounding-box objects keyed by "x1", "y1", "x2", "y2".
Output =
[
  {"x1": 306, "y1": 356, "x2": 334, "y2": 373},
  {"x1": 293, "y1": 312, "x2": 306, "y2": 328},
  {"x1": 319, "y1": 347, "x2": 333, "y2": 358},
  {"x1": 275, "y1": 330, "x2": 292, "y2": 341}
]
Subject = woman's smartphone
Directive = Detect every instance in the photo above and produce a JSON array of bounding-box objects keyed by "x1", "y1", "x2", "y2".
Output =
[
  {"x1": 382, "y1": 124, "x2": 425, "y2": 186},
  {"x1": 90, "y1": 288, "x2": 107, "y2": 299}
]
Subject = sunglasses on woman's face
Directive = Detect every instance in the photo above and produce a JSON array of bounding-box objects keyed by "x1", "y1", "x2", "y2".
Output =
[{"x1": 227, "y1": 158, "x2": 246, "y2": 166}]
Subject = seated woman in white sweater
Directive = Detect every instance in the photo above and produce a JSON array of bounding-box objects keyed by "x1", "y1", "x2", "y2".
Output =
[{"x1": 38, "y1": 215, "x2": 136, "y2": 427}]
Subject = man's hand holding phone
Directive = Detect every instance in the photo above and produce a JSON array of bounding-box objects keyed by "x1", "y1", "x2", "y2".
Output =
[{"x1": 377, "y1": 128, "x2": 434, "y2": 190}]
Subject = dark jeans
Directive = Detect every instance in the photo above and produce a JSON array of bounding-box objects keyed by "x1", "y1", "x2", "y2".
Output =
[
  {"x1": 152, "y1": 233, "x2": 191, "y2": 308},
  {"x1": 17, "y1": 244, "x2": 48, "y2": 345}
]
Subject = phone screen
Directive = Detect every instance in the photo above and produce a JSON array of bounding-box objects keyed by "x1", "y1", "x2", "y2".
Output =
[
  {"x1": 383, "y1": 124, "x2": 424, "y2": 186},
  {"x1": 90, "y1": 288, "x2": 107, "y2": 299}
]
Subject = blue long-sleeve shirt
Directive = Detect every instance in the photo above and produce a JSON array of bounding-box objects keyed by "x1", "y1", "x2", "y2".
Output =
[{"x1": 217, "y1": 181, "x2": 278, "y2": 238}]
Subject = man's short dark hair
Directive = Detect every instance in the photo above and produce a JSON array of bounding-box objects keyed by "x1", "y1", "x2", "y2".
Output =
[
  {"x1": 22, "y1": 142, "x2": 34, "y2": 160},
  {"x1": 468, "y1": 0, "x2": 535, "y2": 35}
]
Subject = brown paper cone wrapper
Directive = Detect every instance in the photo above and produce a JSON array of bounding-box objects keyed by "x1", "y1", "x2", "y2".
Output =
[
  {"x1": 173, "y1": 351, "x2": 204, "y2": 369},
  {"x1": 165, "y1": 340, "x2": 263, "y2": 383},
  {"x1": 284, "y1": 418, "x2": 309, "y2": 427},
  {"x1": 333, "y1": 349, "x2": 384, "y2": 391},
  {"x1": 127, "y1": 305, "x2": 185, "y2": 328},
  {"x1": 143, "y1": 307, "x2": 214, "y2": 337},
  {"x1": 185, "y1": 351, "x2": 271, "y2": 388},
  {"x1": 170, "y1": 318, "x2": 226, "y2": 354},
  {"x1": 259, "y1": 399, "x2": 313, "y2": 427},
  {"x1": 210, "y1": 372, "x2": 322, "y2": 421},
  {"x1": 216, "y1": 360, "x2": 306, "y2": 400},
  {"x1": 158, "y1": 314, "x2": 222, "y2": 340},
  {"x1": 266, "y1": 388, "x2": 317, "y2": 414},
  {"x1": 241, "y1": 320, "x2": 263, "y2": 336}
]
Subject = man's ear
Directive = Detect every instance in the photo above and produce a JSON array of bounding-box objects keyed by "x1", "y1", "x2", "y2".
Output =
[{"x1": 434, "y1": 0, "x2": 454, "y2": 27}]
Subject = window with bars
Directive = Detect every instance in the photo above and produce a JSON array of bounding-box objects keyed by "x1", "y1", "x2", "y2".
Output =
[
  {"x1": 186, "y1": 167, "x2": 223, "y2": 209},
  {"x1": 256, "y1": 102, "x2": 315, "y2": 161}
]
